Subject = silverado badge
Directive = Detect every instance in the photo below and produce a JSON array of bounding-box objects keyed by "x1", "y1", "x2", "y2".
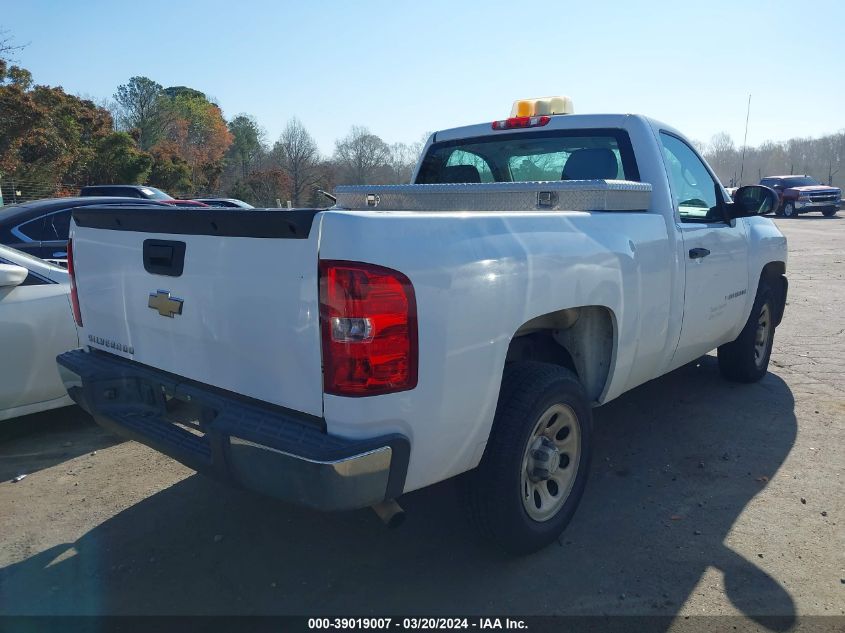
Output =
[{"x1": 148, "y1": 290, "x2": 184, "y2": 318}]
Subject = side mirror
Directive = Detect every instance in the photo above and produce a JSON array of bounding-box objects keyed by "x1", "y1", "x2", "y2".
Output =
[
  {"x1": 0, "y1": 264, "x2": 28, "y2": 288},
  {"x1": 727, "y1": 185, "x2": 779, "y2": 219}
]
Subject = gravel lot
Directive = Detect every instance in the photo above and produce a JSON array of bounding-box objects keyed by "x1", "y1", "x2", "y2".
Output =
[{"x1": 0, "y1": 215, "x2": 843, "y2": 624}]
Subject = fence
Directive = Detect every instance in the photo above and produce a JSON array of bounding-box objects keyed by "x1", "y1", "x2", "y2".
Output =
[{"x1": 0, "y1": 179, "x2": 78, "y2": 205}]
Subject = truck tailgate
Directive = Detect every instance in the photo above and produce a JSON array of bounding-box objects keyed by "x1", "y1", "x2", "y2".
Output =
[{"x1": 70, "y1": 207, "x2": 324, "y2": 417}]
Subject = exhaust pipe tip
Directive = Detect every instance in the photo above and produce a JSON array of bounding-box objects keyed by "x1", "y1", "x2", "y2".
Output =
[{"x1": 371, "y1": 499, "x2": 405, "y2": 528}]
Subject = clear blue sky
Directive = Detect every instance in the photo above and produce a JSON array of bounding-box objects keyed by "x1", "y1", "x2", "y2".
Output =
[{"x1": 4, "y1": 0, "x2": 843, "y2": 155}]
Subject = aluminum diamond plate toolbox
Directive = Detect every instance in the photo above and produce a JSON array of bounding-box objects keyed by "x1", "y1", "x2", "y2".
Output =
[{"x1": 334, "y1": 180, "x2": 651, "y2": 212}]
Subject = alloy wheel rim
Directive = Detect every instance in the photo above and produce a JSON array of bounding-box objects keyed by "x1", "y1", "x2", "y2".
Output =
[{"x1": 520, "y1": 403, "x2": 581, "y2": 522}]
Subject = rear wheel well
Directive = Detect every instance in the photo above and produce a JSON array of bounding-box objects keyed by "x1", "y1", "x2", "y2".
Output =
[
  {"x1": 506, "y1": 331, "x2": 578, "y2": 375},
  {"x1": 504, "y1": 306, "x2": 614, "y2": 402}
]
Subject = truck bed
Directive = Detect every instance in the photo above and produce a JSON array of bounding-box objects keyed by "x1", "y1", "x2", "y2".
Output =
[{"x1": 68, "y1": 184, "x2": 669, "y2": 493}]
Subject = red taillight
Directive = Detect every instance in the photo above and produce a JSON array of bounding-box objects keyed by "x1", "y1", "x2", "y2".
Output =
[
  {"x1": 319, "y1": 260, "x2": 417, "y2": 397},
  {"x1": 67, "y1": 238, "x2": 83, "y2": 327},
  {"x1": 491, "y1": 115, "x2": 551, "y2": 130}
]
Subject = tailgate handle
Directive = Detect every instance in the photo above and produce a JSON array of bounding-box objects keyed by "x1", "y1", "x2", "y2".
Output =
[{"x1": 143, "y1": 240, "x2": 186, "y2": 277}]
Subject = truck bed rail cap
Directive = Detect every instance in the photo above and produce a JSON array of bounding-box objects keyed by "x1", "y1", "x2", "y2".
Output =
[{"x1": 334, "y1": 180, "x2": 651, "y2": 212}]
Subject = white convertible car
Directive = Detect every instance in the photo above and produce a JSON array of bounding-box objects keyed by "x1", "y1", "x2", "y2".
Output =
[{"x1": 0, "y1": 244, "x2": 79, "y2": 421}]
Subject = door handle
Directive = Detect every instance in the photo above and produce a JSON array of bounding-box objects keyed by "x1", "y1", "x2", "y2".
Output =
[
  {"x1": 689, "y1": 247, "x2": 711, "y2": 259},
  {"x1": 143, "y1": 239, "x2": 186, "y2": 277}
]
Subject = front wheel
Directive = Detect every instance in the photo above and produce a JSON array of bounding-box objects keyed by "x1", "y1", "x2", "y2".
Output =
[
  {"x1": 462, "y1": 362, "x2": 592, "y2": 555},
  {"x1": 822, "y1": 208, "x2": 838, "y2": 218},
  {"x1": 782, "y1": 202, "x2": 797, "y2": 217},
  {"x1": 718, "y1": 282, "x2": 775, "y2": 383}
]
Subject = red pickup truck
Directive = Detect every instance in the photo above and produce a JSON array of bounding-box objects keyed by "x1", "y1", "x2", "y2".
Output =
[{"x1": 760, "y1": 175, "x2": 841, "y2": 217}]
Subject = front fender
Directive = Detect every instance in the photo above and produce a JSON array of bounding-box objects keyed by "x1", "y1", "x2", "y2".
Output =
[{"x1": 743, "y1": 216, "x2": 788, "y2": 318}]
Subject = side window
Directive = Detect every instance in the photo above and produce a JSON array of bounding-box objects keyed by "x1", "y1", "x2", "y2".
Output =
[
  {"x1": 20, "y1": 272, "x2": 49, "y2": 286},
  {"x1": 43, "y1": 210, "x2": 72, "y2": 241},
  {"x1": 14, "y1": 216, "x2": 45, "y2": 241},
  {"x1": 660, "y1": 132, "x2": 721, "y2": 222},
  {"x1": 99, "y1": 187, "x2": 133, "y2": 197}
]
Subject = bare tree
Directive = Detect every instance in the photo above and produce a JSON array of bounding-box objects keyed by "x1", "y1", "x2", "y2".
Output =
[
  {"x1": 0, "y1": 29, "x2": 26, "y2": 63},
  {"x1": 273, "y1": 118, "x2": 320, "y2": 205},
  {"x1": 822, "y1": 133, "x2": 842, "y2": 185},
  {"x1": 333, "y1": 125, "x2": 390, "y2": 185},
  {"x1": 387, "y1": 142, "x2": 419, "y2": 183},
  {"x1": 703, "y1": 132, "x2": 738, "y2": 185},
  {"x1": 702, "y1": 130, "x2": 845, "y2": 191}
]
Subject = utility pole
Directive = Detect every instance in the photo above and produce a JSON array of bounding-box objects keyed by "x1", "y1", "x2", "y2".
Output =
[{"x1": 738, "y1": 94, "x2": 751, "y2": 186}]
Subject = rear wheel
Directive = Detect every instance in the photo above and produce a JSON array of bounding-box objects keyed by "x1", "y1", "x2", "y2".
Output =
[
  {"x1": 782, "y1": 202, "x2": 796, "y2": 217},
  {"x1": 822, "y1": 208, "x2": 838, "y2": 218},
  {"x1": 718, "y1": 282, "x2": 775, "y2": 383},
  {"x1": 462, "y1": 362, "x2": 592, "y2": 555}
]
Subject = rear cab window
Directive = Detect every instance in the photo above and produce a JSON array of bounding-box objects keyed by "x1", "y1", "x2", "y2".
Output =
[{"x1": 415, "y1": 129, "x2": 639, "y2": 184}]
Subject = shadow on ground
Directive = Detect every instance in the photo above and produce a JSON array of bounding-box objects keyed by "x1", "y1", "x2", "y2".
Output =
[
  {"x1": 0, "y1": 357, "x2": 797, "y2": 628},
  {"x1": 0, "y1": 406, "x2": 121, "y2": 482},
  {"x1": 776, "y1": 214, "x2": 841, "y2": 221}
]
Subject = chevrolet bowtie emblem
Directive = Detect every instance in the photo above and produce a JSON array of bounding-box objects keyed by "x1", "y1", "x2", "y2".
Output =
[{"x1": 148, "y1": 290, "x2": 184, "y2": 318}]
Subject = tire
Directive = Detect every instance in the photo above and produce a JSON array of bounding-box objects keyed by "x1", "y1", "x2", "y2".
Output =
[
  {"x1": 462, "y1": 362, "x2": 593, "y2": 555},
  {"x1": 822, "y1": 208, "x2": 838, "y2": 218},
  {"x1": 782, "y1": 202, "x2": 796, "y2": 217},
  {"x1": 774, "y1": 204, "x2": 784, "y2": 217},
  {"x1": 718, "y1": 282, "x2": 776, "y2": 383}
]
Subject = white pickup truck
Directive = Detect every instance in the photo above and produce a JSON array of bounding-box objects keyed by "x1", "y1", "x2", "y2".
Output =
[{"x1": 57, "y1": 97, "x2": 787, "y2": 554}]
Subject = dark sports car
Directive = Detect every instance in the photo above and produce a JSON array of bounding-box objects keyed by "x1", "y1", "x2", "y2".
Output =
[{"x1": 0, "y1": 197, "x2": 169, "y2": 263}]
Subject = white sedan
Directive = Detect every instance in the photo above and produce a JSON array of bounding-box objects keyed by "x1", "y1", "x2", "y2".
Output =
[{"x1": 0, "y1": 244, "x2": 80, "y2": 421}]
